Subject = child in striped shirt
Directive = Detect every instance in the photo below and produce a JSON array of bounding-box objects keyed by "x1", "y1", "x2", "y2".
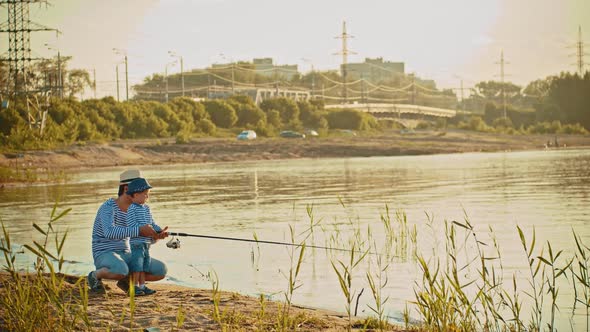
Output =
[{"x1": 126, "y1": 178, "x2": 162, "y2": 296}]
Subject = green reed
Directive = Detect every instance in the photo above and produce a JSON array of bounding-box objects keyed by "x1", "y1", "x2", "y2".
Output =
[
  {"x1": 175, "y1": 303, "x2": 186, "y2": 329},
  {"x1": 517, "y1": 225, "x2": 546, "y2": 331},
  {"x1": 209, "y1": 270, "x2": 225, "y2": 330},
  {"x1": 330, "y1": 223, "x2": 369, "y2": 331},
  {"x1": 571, "y1": 230, "x2": 590, "y2": 332},
  {"x1": 0, "y1": 202, "x2": 90, "y2": 331},
  {"x1": 366, "y1": 241, "x2": 391, "y2": 331},
  {"x1": 538, "y1": 241, "x2": 573, "y2": 331},
  {"x1": 276, "y1": 224, "x2": 306, "y2": 331}
]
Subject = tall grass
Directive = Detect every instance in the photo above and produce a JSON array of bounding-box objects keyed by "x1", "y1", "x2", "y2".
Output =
[
  {"x1": 571, "y1": 231, "x2": 590, "y2": 332},
  {"x1": 329, "y1": 219, "x2": 369, "y2": 331},
  {"x1": 276, "y1": 225, "x2": 306, "y2": 331},
  {"x1": 0, "y1": 202, "x2": 91, "y2": 331}
]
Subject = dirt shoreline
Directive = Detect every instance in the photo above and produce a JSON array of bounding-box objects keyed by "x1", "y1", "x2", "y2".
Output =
[
  {"x1": 1, "y1": 130, "x2": 589, "y2": 172},
  {"x1": 0, "y1": 273, "x2": 400, "y2": 331}
]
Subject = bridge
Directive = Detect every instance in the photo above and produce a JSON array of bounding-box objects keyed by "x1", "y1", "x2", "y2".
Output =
[{"x1": 325, "y1": 103, "x2": 457, "y2": 118}]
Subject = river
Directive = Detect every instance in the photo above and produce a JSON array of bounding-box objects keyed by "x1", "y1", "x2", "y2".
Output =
[{"x1": 1, "y1": 148, "x2": 589, "y2": 329}]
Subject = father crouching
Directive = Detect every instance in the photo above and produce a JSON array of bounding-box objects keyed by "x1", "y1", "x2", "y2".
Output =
[{"x1": 87, "y1": 169, "x2": 169, "y2": 293}]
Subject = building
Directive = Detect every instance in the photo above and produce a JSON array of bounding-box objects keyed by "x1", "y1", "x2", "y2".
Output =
[
  {"x1": 253, "y1": 58, "x2": 299, "y2": 80},
  {"x1": 344, "y1": 57, "x2": 405, "y2": 83}
]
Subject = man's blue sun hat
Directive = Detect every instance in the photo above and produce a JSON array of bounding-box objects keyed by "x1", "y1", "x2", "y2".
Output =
[{"x1": 126, "y1": 178, "x2": 153, "y2": 195}]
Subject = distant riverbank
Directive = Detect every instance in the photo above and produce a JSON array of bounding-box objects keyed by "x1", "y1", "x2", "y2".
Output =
[{"x1": 1, "y1": 130, "x2": 589, "y2": 173}]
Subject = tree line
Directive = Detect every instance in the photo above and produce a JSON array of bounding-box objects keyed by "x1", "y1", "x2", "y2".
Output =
[{"x1": 0, "y1": 95, "x2": 380, "y2": 151}]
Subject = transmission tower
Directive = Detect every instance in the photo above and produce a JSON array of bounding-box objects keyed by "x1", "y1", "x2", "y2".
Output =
[
  {"x1": 334, "y1": 21, "x2": 356, "y2": 104},
  {"x1": 573, "y1": 25, "x2": 588, "y2": 75},
  {"x1": 495, "y1": 50, "x2": 510, "y2": 119},
  {"x1": 0, "y1": 0, "x2": 58, "y2": 133}
]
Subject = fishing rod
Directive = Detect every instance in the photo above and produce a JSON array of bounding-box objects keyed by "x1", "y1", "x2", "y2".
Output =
[{"x1": 167, "y1": 231, "x2": 367, "y2": 254}]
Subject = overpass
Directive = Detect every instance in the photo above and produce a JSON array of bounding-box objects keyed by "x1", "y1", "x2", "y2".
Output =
[{"x1": 325, "y1": 103, "x2": 457, "y2": 118}]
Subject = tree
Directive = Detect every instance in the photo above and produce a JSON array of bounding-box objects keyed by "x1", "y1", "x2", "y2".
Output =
[
  {"x1": 474, "y1": 81, "x2": 522, "y2": 100},
  {"x1": 260, "y1": 97, "x2": 299, "y2": 125},
  {"x1": 235, "y1": 103, "x2": 266, "y2": 127},
  {"x1": 203, "y1": 100, "x2": 238, "y2": 128},
  {"x1": 66, "y1": 69, "x2": 92, "y2": 98},
  {"x1": 544, "y1": 72, "x2": 590, "y2": 129}
]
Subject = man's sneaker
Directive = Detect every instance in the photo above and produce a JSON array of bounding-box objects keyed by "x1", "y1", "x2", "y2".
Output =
[
  {"x1": 133, "y1": 287, "x2": 145, "y2": 297},
  {"x1": 116, "y1": 277, "x2": 130, "y2": 294},
  {"x1": 87, "y1": 271, "x2": 105, "y2": 292},
  {"x1": 142, "y1": 285, "x2": 156, "y2": 295}
]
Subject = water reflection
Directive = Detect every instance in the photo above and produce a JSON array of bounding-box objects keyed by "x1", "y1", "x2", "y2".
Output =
[{"x1": 1, "y1": 149, "x2": 590, "y2": 328}]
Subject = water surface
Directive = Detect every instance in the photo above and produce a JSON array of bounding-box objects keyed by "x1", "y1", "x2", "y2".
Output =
[{"x1": 1, "y1": 148, "x2": 589, "y2": 328}]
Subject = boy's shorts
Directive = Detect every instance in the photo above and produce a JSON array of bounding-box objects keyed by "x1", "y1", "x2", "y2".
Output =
[{"x1": 129, "y1": 242, "x2": 151, "y2": 273}]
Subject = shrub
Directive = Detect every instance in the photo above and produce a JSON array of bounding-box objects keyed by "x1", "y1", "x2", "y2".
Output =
[
  {"x1": 260, "y1": 97, "x2": 300, "y2": 125},
  {"x1": 492, "y1": 117, "x2": 514, "y2": 129},
  {"x1": 326, "y1": 109, "x2": 377, "y2": 130},
  {"x1": 203, "y1": 100, "x2": 238, "y2": 128},
  {"x1": 235, "y1": 104, "x2": 266, "y2": 127},
  {"x1": 197, "y1": 118, "x2": 216, "y2": 135},
  {"x1": 175, "y1": 129, "x2": 192, "y2": 144}
]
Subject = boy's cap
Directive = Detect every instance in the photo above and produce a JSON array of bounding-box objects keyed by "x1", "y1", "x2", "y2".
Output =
[
  {"x1": 126, "y1": 178, "x2": 153, "y2": 195},
  {"x1": 120, "y1": 169, "x2": 142, "y2": 184}
]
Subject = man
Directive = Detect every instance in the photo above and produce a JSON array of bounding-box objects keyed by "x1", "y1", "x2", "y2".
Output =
[{"x1": 87, "y1": 169, "x2": 169, "y2": 293}]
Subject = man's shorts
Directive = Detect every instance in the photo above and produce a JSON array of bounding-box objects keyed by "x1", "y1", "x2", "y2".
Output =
[
  {"x1": 129, "y1": 242, "x2": 151, "y2": 273},
  {"x1": 93, "y1": 250, "x2": 167, "y2": 277}
]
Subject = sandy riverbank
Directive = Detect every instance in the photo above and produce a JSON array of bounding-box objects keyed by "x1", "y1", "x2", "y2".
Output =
[
  {"x1": 0, "y1": 273, "x2": 404, "y2": 331},
  {"x1": 1, "y1": 130, "x2": 589, "y2": 172}
]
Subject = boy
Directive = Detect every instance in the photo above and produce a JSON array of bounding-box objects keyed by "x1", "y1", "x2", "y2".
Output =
[{"x1": 126, "y1": 177, "x2": 162, "y2": 296}]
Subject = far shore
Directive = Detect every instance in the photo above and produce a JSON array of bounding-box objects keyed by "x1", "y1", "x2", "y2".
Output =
[{"x1": 1, "y1": 130, "x2": 589, "y2": 175}]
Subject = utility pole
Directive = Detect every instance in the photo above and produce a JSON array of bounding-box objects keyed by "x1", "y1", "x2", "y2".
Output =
[
  {"x1": 459, "y1": 79, "x2": 464, "y2": 110},
  {"x1": 334, "y1": 21, "x2": 356, "y2": 104},
  {"x1": 116, "y1": 64, "x2": 120, "y2": 102},
  {"x1": 180, "y1": 56, "x2": 184, "y2": 96},
  {"x1": 165, "y1": 64, "x2": 169, "y2": 103},
  {"x1": 124, "y1": 55, "x2": 129, "y2": 101},
  {"x1": 93, "y1": 68, "x2": 97, "y2": 99},
  {"x1": 495, "y1": 50, "x2": 510, "y2": 119},
  {"x1": 57, "y1": 50, "x2": 62, "y2": 98},
  {"x1": 410, "y1": 73, "x2": 416, "y2": 104},
  {"x1": 169, "y1": 51, "x2": 185, "y2": 96},
  {"x1": 113, "y1": 49, "x2": 128, "y2": 101},
  {"x1": 231, "y1": 62, "x2": 235, "y2": 94}
]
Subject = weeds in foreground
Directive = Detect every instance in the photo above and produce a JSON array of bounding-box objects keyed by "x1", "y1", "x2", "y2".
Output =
[
  {"x1": 571, "y1": 231, "x2": 590, "y2": 332},
  {"x1": 276, "y1": 225, "x2": 306, "y2": 331},
  {"x1": 330, "y1": 234, "x2": 369, "y2": 331},
  {"x1": 517, "y1": 225, "x2": 546, "y2": 331},
  {"x1": 0, "y1": 202, "x2": 90, "y2": 331},
  {"x1": 539, "y1": 241, "x2": 573, "y2": 331},
  {"x1": 366, "y1": 243, "x2": 391, "y2": 331},
  {"x1": 209, "y1": 270, "x2": 225, "y2": 330}
]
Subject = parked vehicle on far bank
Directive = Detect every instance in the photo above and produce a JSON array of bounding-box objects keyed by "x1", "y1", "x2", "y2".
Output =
[
  {"x1": 305, "y1": 129, "x2": 319, "y2": 137},
  {"x1": 237, "y1": 130, "x2": 257, "y2": 140},
  {"x1": 280, "y1": 130, "x2": 306, "y2": 138}
]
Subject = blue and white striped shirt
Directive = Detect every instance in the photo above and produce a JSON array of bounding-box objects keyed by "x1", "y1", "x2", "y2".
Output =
[
  {"x1": 127, "y1": 203, "x2": 162, "y2": 245},
  {"x1": 91, "y1": 198, "x2": 140, "y2": 260}
]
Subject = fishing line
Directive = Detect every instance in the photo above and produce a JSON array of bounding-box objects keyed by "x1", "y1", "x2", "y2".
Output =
[{"x1": 167, "y1": 231, "x2": 371, "y2": 255}]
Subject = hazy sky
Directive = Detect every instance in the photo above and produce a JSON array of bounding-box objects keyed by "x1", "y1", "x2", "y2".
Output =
[{"x1": 2, "y1": 0, "x2": 589, "y2": 98}]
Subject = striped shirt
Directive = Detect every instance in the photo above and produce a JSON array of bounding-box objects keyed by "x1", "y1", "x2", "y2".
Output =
[
  {"x1": 127, "y1": 203, "x2": 162, "y2": 245},
  {"x1": 91, "y1": 198, "x2": 139, "y2": 260}
]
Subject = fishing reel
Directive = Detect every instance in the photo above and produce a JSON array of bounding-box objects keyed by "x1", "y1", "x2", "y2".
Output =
[{"x1": 166, "y1": 236, "x2": 181, "y2": 249}]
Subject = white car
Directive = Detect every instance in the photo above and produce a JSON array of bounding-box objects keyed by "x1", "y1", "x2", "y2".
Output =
[{"x1": 237, "y1": 130, "x2": 257, "y2": 140}]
